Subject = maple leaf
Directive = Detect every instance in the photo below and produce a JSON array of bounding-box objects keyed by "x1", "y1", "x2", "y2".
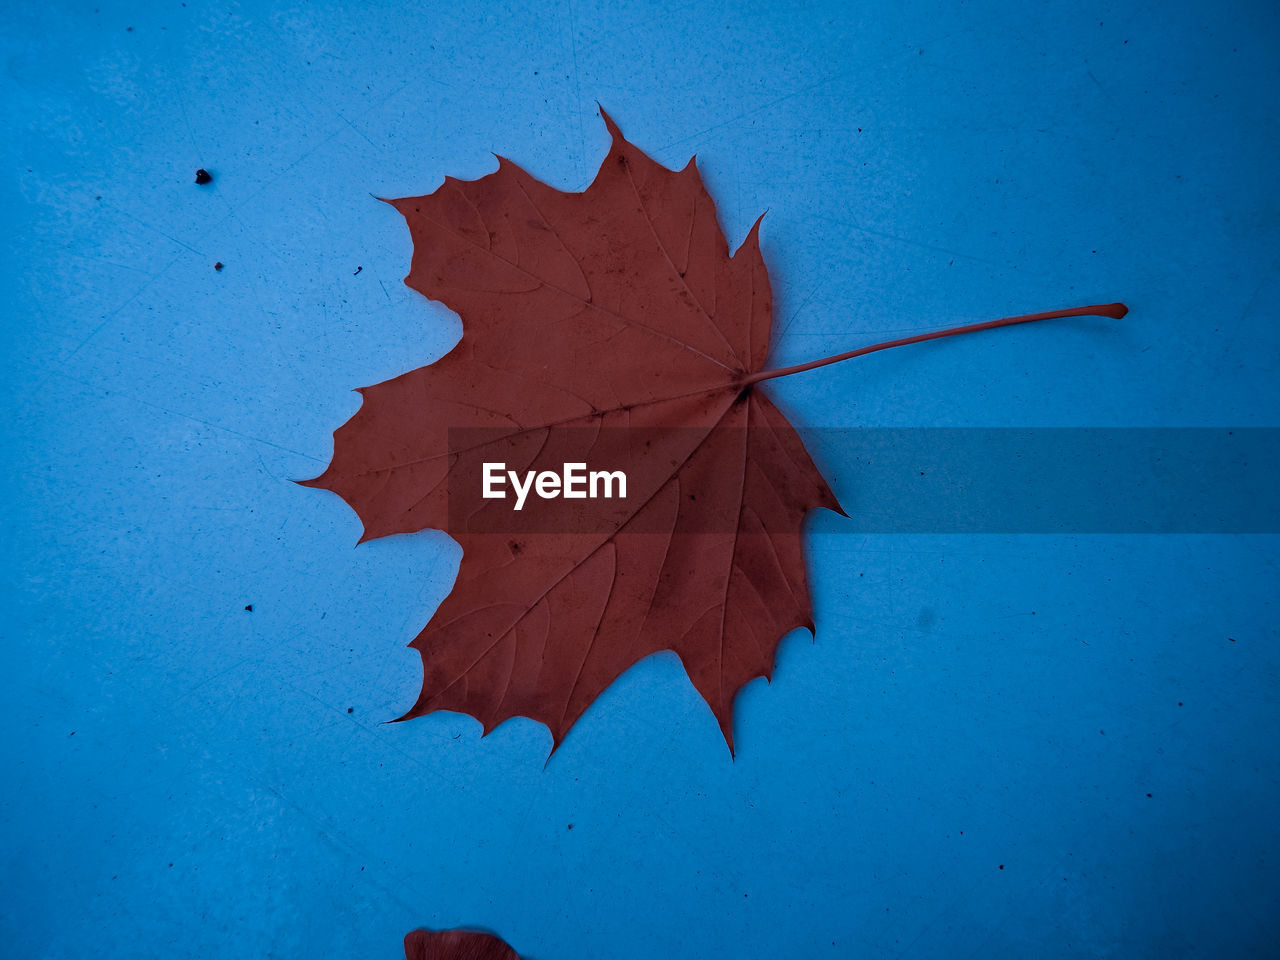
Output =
[
  {"x1": 301, "y1": 109, "x2": 1126, "y2": 753},
  {"x1": 403, "y1": 927, "x2": 520, "y2": 960}
]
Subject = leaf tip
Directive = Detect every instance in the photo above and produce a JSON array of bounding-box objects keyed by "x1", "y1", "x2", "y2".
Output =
[
  {"x1": 597, "y1": 105, "x2": 623, "y2": 143},
  {"x1": 730, "y1": 212, "x2": 768, "y2": 260},
  {"x1": 544, "y1": 730, "x2": 565, "y2": 764},
  {"x1": 824, "y1": 492, "x2": 849, "y2": 519},
  {"x1": 714, "y1": 713, "x2": 737, "y2": 758}
]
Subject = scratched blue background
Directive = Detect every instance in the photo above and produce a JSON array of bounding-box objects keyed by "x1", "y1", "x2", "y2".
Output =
[{"x1": 4, "y1": 1, "x2": 1279, "y2": 956}]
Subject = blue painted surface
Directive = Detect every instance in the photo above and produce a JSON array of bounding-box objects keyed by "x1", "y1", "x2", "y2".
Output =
[{"x1": 4, "y1": 1, "x2": 1278, "y2": 956}]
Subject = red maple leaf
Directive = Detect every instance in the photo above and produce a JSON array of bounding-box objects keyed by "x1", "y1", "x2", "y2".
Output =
[
  {"x1": 403, "y1": 927, "x2": 520, "y2": 960},
  {"x1": 302, "y1": 110, "x2": 1125, "y2": 753}
]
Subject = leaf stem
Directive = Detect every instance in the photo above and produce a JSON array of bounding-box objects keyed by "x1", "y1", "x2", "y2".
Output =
[{"x1": 741, "y1": 302, "x2": 1129, "y2": 386}]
